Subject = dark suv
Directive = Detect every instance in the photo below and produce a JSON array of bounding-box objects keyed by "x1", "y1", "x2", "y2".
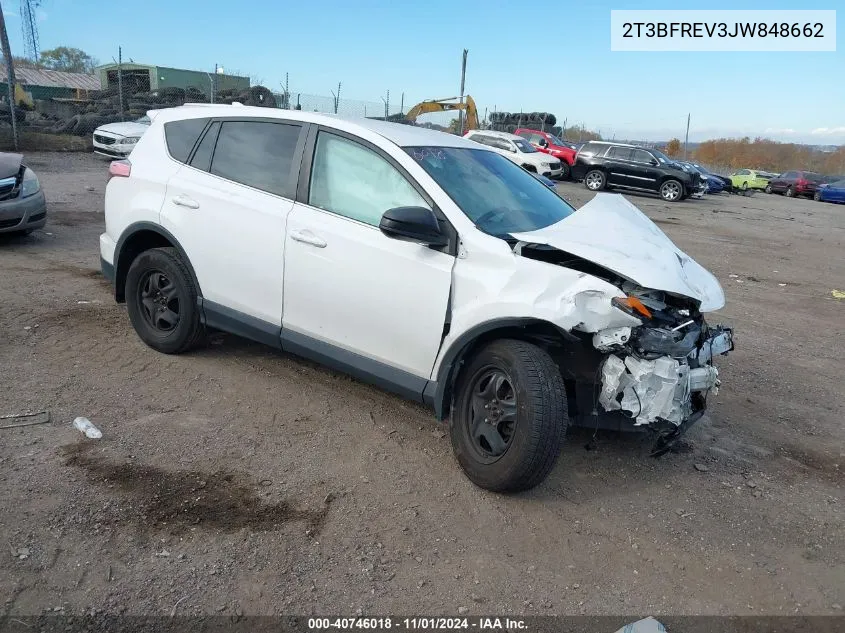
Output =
[
  {"x1": 572, "y1": 141, "x2": 702, "y2": 202},
  {"x1": 765, "y1": 171, "x2": 824, "y2": 198}
]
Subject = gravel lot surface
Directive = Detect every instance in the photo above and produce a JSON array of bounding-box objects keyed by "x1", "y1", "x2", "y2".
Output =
[{"x1": 1, "y1": 153, "x2": 843, "y2": 618}]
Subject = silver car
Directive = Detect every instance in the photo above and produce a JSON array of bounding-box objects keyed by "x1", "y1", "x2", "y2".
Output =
[{"x1": 0, "y1": 152, "x2": 46, "y2": 235}]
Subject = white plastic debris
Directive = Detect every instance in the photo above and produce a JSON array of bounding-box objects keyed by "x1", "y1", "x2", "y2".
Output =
[
  {"x1": 73, "y1": 417, "x2": 102, "y2": 439},
  {"x1": 614, "y1": 617, "x2": 666, "y2": 633}
]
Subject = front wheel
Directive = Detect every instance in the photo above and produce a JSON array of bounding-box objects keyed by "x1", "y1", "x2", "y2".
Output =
[
  {"x1": 450, "y1": 339, "x2": 567, "y2": 492},
  {"x1": 557, "y1": 162, "x2": 571, "y2": 180},
  {"x1": 584, "y1": 169, "x2": 606, "y2": 191},
  {"x1": 660, "y1": 179, "x2": 684, "y2": 202},
  {"x1": 125, "y1": 247, "x2": 204, "y2": 354},
  {"x1": 785, "y1": 186, "x2": 794, "y2": 197}
]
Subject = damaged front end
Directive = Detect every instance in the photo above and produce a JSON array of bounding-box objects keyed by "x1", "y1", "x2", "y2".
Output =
[{"x1": 593, "y1": 287, "x2": 733, "y2": 454}]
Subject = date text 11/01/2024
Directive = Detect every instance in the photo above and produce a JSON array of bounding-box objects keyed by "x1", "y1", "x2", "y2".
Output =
[
  {"x1": 622, "y1": 22, "x2": 824, "y2": 38},
  {"x1": 307, "y1": 618, "x2": 527, "y2": 630}
]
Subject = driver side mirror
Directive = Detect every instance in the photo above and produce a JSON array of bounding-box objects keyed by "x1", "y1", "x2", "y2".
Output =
[
  {"x1": 649, "y1": 158, "x2": 659, "y2": 166},
  {"x1": 537, "y1": 138, "x2": 548, "y2": 147},
  {"x1": 379, "y1": 206, "x2": 448, "y2": 247}
]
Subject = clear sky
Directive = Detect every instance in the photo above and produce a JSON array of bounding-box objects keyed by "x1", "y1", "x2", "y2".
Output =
[{"x1": 4, "y1": 0, "x2": 843, "y2": 143}]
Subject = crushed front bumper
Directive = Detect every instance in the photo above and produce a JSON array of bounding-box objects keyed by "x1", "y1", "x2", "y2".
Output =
[{"x1": 594, "y1": 324, "x2": 733, "y2": 447}]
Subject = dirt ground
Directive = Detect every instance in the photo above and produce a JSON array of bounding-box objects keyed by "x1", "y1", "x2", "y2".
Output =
[{"x1": 1, "y1": 152, "x2": 843, "y2": 619}]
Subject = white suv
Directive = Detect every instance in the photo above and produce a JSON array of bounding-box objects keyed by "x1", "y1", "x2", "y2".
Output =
[
  {"x1": 100, "y1": 105, "x2": 733, "y2": 492},
  {"x1": 463, "y1": 130, "x2": 563, "y2": 179}
]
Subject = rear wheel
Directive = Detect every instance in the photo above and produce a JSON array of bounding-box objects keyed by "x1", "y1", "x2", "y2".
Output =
[
  {"x1": 450, "y1": 339, "x2": 567, "y2": 492},
  {"x1": 584, "y1": 169, "x2": 606, "y2": 191},
  {"x1": 765, "y1": 183, "x2": 772, "y2": 194},
  {"x1": 126, "y1": 247, "x2": 204, "y2": 354},
  {"x1": 660, "y1": 179, "x2": 683, "y2": 202}
]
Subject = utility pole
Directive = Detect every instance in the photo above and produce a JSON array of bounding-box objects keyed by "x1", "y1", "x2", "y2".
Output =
[
  {"x1": 331, "y1": 82, "x2": 341, "y2": 114},
  {"x1": 0, "y1": 0, "x2": 19, "y2": 150},
  {"x1": 683, "y1": 113, "x2": 690, "y2": 160},
  {"x1": 211, "y1": 63, "x2": 217, "y2": 103},
  {"x1": 117, "y1": 46, "x2": 124, "y2": 121},
  {"x1": 381, "y1": 90, "x2": 389, "y2": 120},
  {"x1": 284, "y1": 72, "x2": 289, "y2": 108},
  {"x1": 458, "y1": 49, "x2": 467, "y2": 135},
  {"x1": 400, "y1": 92, "x2": 404, "y2": 115}
]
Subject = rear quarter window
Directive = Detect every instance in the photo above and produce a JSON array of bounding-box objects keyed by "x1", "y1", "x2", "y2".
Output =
[
  {"x1": 164, "y1": 118, "x2": 210, "y2": 163},
  {"x1": 578, "y1": 142, "x2": 607, "y2": 158}
]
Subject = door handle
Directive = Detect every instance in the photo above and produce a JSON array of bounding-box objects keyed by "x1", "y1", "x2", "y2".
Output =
[
  {"x1": 289, "y1": 230, "x2": 327, "y2": 248},
  {"x1": 172, "y1": 194, "x2": 199, "y2": 209}
]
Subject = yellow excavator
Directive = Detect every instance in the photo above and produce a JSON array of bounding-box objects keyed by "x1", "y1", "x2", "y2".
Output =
[{"x1": 404, "y1": 96, "x2": 479, "y2": 132}]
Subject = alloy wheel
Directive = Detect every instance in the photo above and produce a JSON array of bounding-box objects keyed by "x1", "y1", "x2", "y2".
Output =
[
  {"x1": 139, "y1": 270, "x2": 180, "y2": 332},
  {"x1": 661, "y1": 181, "x2": 682, "y2": 201},
  {"x1": 465, "y1": 367, "x2": 518, "y2": 462},
  {"x1": 585, "y1": 172, "x2": 603, "y2": 190}
]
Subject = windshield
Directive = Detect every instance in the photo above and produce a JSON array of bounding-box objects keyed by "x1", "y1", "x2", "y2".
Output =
[
  {"x1": 804, "y1": 172, "x2": 823, "y2": 182},
  {"x1": 512, "y1": 138, "x2": 537, "y2": 153},
  {"x1": 549, "y1": 135, "x2": 566, "y2": 146},
  {"x1": 649, "y1": 148, "x2": 672, "y2": 164},
  {"x1": 406, "y1": 146, "x2": 575, "y2": 236}
]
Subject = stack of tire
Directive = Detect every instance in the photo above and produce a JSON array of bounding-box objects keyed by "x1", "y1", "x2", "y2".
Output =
[
  {"x1": 18, "y1": 84, "x2": 279, "y2": 137},
  {"x1": 489, "y1": 111, "x2": 561, "y2": 136},
  {"x1": 215, "y1": 86, "x2": 277, "y2": 108}
]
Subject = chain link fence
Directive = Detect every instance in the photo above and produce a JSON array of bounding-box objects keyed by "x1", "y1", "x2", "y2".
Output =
[{"x1": 1, "y1": 45, "x2": 412, "y2": 151}]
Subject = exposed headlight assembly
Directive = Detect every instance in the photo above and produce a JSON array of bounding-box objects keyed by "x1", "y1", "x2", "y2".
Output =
[{"x1": 20, "y1": 167, "x2": 40, "y2": 198}]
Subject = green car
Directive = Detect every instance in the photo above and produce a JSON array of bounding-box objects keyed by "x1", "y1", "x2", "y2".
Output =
[{"x1": 730, "y1": 169, "x2": 773, "y2": 191}]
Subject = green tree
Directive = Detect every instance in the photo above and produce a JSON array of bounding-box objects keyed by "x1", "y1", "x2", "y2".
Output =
[
  {"x1": 665, "y1": 138, "x2": 682, "y2": 157},
  {"x1": 448, "y1": 117, "x2": 462, "y2": 135},
  {"x1": 38, "y1": 47, "x2": 98, "y2": 74}
]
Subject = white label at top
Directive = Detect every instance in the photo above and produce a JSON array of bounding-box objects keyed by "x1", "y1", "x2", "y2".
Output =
[{"x1": 611, "y1": 10, "x2": 836, "y2": 52}]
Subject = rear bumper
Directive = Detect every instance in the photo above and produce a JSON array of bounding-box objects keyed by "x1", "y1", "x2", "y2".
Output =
[{"x1": 0, "y1": 190, "x2": 47, "y2": 233}]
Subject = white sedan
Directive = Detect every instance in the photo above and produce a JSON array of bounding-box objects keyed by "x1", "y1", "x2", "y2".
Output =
[{"x1": 93, "y1": 116, "x2": 151, "y2": 158}]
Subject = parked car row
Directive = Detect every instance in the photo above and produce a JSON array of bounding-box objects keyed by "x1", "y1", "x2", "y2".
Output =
[
  {"x1": 727, "y1": 168, "x2": 844, "y2": 202},
  {"x1": 568, "y1": 141, "x2": 706, "y2": 202}
]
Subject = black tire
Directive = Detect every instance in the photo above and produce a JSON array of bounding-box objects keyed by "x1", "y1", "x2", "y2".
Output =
[
  {"x1": 558, "y1": 162, "x2": 571, "y2": 180},
  {"x1": 660, "y1": 179, "x2": 684, "y2": 202},
  {"x1": 450, "y1": 339, "x2": 566, "y2": 492},
  {"x1": 125, "y1": 247, "x2": 204, "y2": 354},
  {"x1": 813, "y1": 191, "x2": 821, "y2": 202},
  {"x1": 584, "y1": 169, "x2": 606, "y2": 191},
  {"x1": 785, "y1": 186, "x2": 794, "y2": 198},
  {"x1": 764, "y1": 183, "x2": 772, "y2": 194}
]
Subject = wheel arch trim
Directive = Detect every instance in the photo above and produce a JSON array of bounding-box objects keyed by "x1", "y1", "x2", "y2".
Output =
[
  {"x1": 424, "y1": 317, "x2": 578, "y2": 420},
  {"x1": 113, "y1": 221, "x2": 202, "y2": 303}
]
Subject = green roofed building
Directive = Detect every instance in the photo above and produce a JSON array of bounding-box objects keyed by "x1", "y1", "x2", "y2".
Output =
[{"x1": 96, "y1": 62, "x2": 249, "y2": 98}]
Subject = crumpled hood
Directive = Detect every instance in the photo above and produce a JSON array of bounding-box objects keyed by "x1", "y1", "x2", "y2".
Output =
[
  {"x1": 510, "y1": 193, "x2": 725, "y2": 311},
  {"x1": 94, "y1": 121, "x2": 149, "y2": 137},
  {"x1": 0, "y1": 152, "x2": 23, "y2": 180}
]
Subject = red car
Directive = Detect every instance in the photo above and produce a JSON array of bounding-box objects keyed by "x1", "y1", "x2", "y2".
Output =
[{"x1": 515, "y1": 128, "x2": 577, "y2": 179}]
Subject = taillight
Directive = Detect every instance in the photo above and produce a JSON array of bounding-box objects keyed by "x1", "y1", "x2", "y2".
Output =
[
  {"x1": 108, "y1": 160, "x2": 131, "y2": 180},
  {"x1": 796, "y1": 178, "x2": 808, "y2": 186}
]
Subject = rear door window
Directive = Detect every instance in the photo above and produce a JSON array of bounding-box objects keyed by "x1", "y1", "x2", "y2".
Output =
[
  {"x1": 164, "y1": 118, "x2": 209, "y2": 163},
  {"x1": 578, "y1": 142, "x2": 606, "y2": 158},
  {"x1": 209, "y1": 120, "x2": 302, "y2": 198}
]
